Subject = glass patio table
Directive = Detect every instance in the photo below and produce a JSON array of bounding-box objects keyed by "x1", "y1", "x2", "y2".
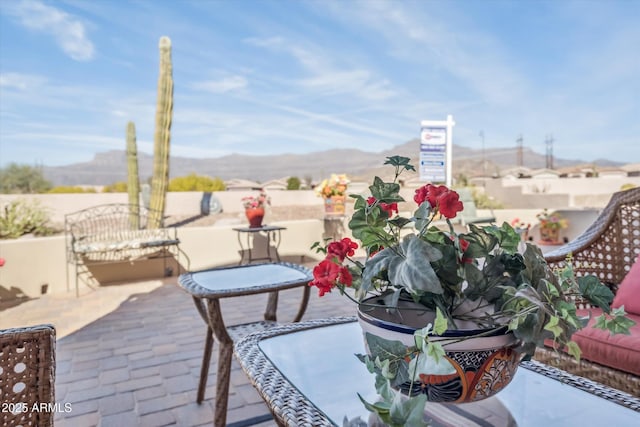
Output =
[
  {"x1": 234, "y1": 318, "x2": 640, "y2": 426},
  {"x1": 178, "y1": 262, "x2": 312, "y2": 427}
]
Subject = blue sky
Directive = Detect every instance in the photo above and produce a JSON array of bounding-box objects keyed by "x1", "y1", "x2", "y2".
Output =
[{"x1": 1, "y1": 0, "x2": 638, "y2": 167}]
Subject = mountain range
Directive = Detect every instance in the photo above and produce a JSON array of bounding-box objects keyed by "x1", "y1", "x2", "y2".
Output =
[{"x1": 43, "y1": 140, "x2": 623, "y2": 186}]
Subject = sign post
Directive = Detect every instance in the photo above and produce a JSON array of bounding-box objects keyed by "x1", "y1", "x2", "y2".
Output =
[{"x1": 419, "y1": 115, "x2": 455, "y2": 187}]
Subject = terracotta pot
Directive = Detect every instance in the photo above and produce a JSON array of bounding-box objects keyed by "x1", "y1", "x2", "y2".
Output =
[
  {"x1": 245, "y1": 207, "x2": 265, "y2": 228},
  {"x1": 324, "y1": 195, "x2": 346, "y2": 216},
  {"x1": 540, "y1": 226, "x2": 560, "y2": 243},
  {"x1": 357, "y1": 296, "x2": 521, "y2": 403}
]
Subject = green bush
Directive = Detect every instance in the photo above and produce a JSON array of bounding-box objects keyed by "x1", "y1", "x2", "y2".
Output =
[
  {"x1": 621, "y1": 183, "x2": 637, "y2": 191},
  {"x1": 0, "y1": 199, "x2": 56, "y2": 239},
  {"x1": 287, "y1": 176, "x2": 301, "y2": 190},
  {"x1": 0, "y1": 163, "x2": 52, "y2": 194},
  {"x1": 168, "y1": 174, "x2": 226, "y2": 191},
  {"x1": 103, "y1": 182, "x2": 128, "y2": 193},
  {"x1": 48, "y1": 186, "x2": 97, "y2": 193},
  {"x1": 473, "y1": 189, "x2": 504, "y2": 209}
]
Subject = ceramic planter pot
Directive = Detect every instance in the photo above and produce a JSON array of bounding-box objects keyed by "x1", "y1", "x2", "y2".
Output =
[
  {"x1": 324, "y1": 195, "x2": 346, "y2": 216},
  {"x1": 540, "y1": 226, "x2": 560, "y2": 243},
  {"x1": 357, "y1": 296, "x2": 521, "y2": 403},
  {"x1": 245, "y1": 207, "x2": 265, "y2": 228}
]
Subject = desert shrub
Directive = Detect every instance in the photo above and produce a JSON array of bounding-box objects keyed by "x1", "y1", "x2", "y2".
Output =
[
  {"x1": 0, "y1": 163, "x2": 52, "y2": 194},
  {"x1": 103, "y1": 182, "x2": 128, "y2": 192},
  {"x1": 168, "y1": 174, "x2": 226, "y2": 191},
  {"x1": 0, "y1": 199, "x2": 56, "y2": 239},
  {"x1": 287, "y1": 176, "x2": 301, "y2": 190},
  {"x1": 473, "y1": 188, "x2": 504, "y2": 209},
  {"x1": 48, "y1": 186, "x2": 96, "y2": 193}
]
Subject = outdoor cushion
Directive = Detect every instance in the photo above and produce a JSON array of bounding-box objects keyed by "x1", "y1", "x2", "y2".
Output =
[
  {"x1": 562, "y1": 309, "x2": 640, "y2": 376},
  {"x1": 612, "y1": 254, "x2": 640, "y2": 315}
]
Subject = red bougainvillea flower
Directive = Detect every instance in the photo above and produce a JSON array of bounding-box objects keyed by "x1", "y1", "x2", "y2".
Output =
[
  {"x1": 414, "y1": 184, "x2": 448, "y2": 208},
  {"x1": 380, "y1": 202, "x2": 398, "y2": 216},
  {"x1": 327, "y1": 238, "x2": 358, "y2": 261},
  {"x1": 367, "y1": 196, "x2": 376, "y2": 205},
  {"x1": 310, "y1": 259, "x2": 340, "y2": 296},
  {"x1": 437, "y1": 190, "x2": 463, "y2": 219},
  {"x1": 339, "y1": 266, "x2": 353, "y2": 287},
  {"x1": 413, "y1": 185, "x2": 429, "y2": 205},
  {"x1": 427, "y1": 185, "x2": 449, "y2": 208}
]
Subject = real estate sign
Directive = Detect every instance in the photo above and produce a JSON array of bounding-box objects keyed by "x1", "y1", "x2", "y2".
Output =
[{"x1": 419, "y1": 115, "x2": 455, "y2": 186}]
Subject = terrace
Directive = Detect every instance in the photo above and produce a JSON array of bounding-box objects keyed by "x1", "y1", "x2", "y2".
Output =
[
  {"x1": 0, "y1": 274, "x2": 353, "y2": 426},
  {"x1": 2, "y1": 187, "x2": 639, "y2": 426}
]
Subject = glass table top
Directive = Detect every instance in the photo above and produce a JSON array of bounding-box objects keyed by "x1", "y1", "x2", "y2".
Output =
[
  {"x1": 259, "y1": 322, "x2": 640, "y2": 426},
  {"x1": 181, "y1": 263, "x2": 310, "y2": 295}
]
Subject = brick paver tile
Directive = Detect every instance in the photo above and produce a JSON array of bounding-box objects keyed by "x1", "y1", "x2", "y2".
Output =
[
  {"x1": 98, "y1": 392, "x2": 135, "y2": 416},
  {"x1": 139, "y1": 409, "x2": 178, "y2": 426}
]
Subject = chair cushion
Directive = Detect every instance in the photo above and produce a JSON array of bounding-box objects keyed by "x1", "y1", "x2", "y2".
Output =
[
  {"x1": 612, "y1": 254, "x2": 640, "y2": 315},
  {"x1": 568, "y1": 309, "x2": 640, "y2": 376}
]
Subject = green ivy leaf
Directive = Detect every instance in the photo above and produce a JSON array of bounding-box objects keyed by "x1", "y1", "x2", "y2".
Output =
[
  {"x1": 388, "y1": 236, "x2": 443, "y2": 296},
  {"x1": 593, "y1": 310, "x2": 636, "y2": 335},
  {"x1": 370, "y1": 177, "x2": 404, "y2": 203},
  {"x1": 384, "y1": 155, "x2": 416, "y2": 172},
  {"x1": 390, "y1": 392, "x2": 429, "y2": 427},
  {"x1": 566, "y1": 341, "x2": 582, "y2": 361},
  {"x1": 578, "y1": 276, "x2": 614, "y2": 313},
  {"x1": 543, "y1": 315, "x2": 563, "y2": 338},
  {"x1": 434, "y1": 307, "x2": 448, "y2": 335},
  {"x1": 388, "y1": 216, "x2": 412, "y2": 229},
  {"x1": 425, "y1": 341, "x2": 447, "y2": 363}
]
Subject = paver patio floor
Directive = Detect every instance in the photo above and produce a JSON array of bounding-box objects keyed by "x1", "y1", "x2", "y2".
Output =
[{"x1": 0, "y1": 273, "x2": 354, "y2": 426}]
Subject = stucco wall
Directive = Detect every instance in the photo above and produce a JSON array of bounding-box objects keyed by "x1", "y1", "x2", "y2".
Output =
[
  {"x1": 0, "y1": 190, "x2": 326, "y2": 224},
  {"x1": 0, "y1": 219, "x2": 327, "y2": 300}
]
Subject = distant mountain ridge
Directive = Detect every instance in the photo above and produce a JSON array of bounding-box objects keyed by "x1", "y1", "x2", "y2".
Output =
[{"x1": 43, "y1": 140, "x2": 624, "y2": 186}]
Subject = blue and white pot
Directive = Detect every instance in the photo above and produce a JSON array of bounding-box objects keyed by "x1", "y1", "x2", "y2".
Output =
[{"x1": 357, "y1": 296, "x2": 521, "y2": 403}]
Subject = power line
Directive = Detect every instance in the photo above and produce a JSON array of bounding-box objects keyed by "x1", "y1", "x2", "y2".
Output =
[{"x1": 545, "y1": 134, "x2": 554, "y2": 169}]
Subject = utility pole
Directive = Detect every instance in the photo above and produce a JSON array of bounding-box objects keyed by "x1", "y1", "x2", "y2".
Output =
[
  {"x1": 545, "y1": 134, "x2": 554, "y2": 169},
  {"x1": 479, "y1": 130, "x2": 486, "y2": 176},
  {"x1": 516, "y1": 134, "x2": 523, "y2": 168}
]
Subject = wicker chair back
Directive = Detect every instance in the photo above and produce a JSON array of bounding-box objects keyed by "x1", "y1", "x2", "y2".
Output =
[
  {"x1": 0, "y1": 324, "x2": 56, "y2": 427},
  {"x1": 545, "y1": 187, "x2": 640, "y2": 287}
]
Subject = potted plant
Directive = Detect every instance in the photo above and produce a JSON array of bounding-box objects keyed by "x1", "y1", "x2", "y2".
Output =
[
  {"x1": 536, "y1": 208, "x2": 568, "y2": 243},
  {"x1": 315, "y1": 173, "x2": 350, "y2": 216},
  {"x1": 241, "y1": 189, "x2": 270, "y2": 228},
  {"x1": 309, "y1": 156, "x2": 634, "y2": 426},
  {"x1": 510, "y1": 217, "x2": 531, "y2": 241}
]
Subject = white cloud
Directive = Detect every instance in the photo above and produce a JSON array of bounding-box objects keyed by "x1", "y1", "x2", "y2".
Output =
[
  {"x1": 246, "y1": 35, "x2": 395, "y2": 101},
  {"x1": 192, "y1": 76, "x2": 248, "y2": 93},
  {"x1": 0, "y1": 72, "x2": 47, "y2": 90},
  {"x1": 322, "y1": 0, "x2": 526, "y2": 105},
  {"x1": 300, "y1": 70, "x2": 396, "y2": 101},
  {"x1": 4, "y1": 0, "x2": 94, "y2": 61}
]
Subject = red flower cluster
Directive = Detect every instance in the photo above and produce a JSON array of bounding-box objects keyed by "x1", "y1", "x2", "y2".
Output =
[
  {"x1": 367, "y1": 197, "x2": 399, "y2": 216},
  {"x1": 414, "y1": 184, "x2": 463, "y2": 219},
  {"x1": 309, "y1": 238, "x2": 358, "y2": 296}
]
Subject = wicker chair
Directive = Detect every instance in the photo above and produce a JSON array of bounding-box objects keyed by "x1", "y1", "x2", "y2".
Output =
[
  {"x1": 0, "y1": 324, "x2": 56, "y2": 427},
  {"x1": 535, "y1": 187, "x2": 640, "y2": 396}
]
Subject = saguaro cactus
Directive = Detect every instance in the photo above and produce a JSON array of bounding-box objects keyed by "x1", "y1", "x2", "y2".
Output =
[
  {"x1": 148, "y1": 36, "x2": 173, "y2": 229},
  {"x1": 126, "y1": 121, "x2": 140, "y2": 229}
]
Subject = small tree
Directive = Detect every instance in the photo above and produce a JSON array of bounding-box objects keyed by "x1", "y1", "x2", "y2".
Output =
[
  {"x1": 0, "y1": 163, "x2": 52, "y2": 194},
  {"x1": 286, "y1": 176, "x2": 301, "y2": 190}
]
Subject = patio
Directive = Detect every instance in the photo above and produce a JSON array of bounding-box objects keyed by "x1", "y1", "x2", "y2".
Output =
[{"x1": 0, "y1": 273, "x2": 354, "y2": 427}]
